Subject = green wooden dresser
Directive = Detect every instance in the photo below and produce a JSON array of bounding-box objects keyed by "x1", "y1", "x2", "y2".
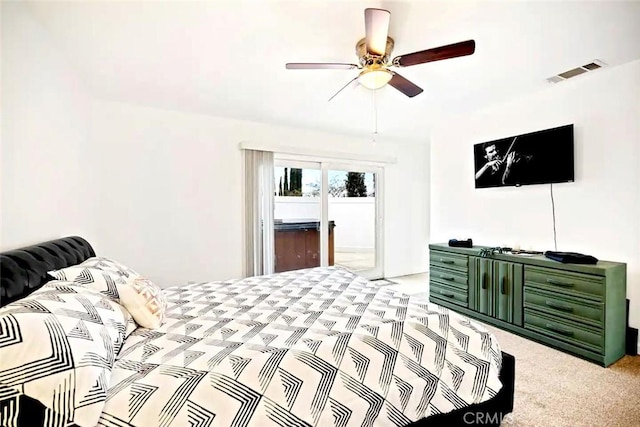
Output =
[{"x1": 429, "y1": 243, "x2": 627, "y2": 367}]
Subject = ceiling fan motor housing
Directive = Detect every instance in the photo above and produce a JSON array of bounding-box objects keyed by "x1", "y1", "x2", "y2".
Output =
[{"x1": 356, "y1": 36, "x2": 395, "y2": 67}]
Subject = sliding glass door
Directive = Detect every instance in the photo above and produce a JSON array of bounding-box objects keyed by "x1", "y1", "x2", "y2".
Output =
[
  {"x1": 273, "y1": 158, "x2": 383, "y2": 279},
  {"x1": 273, "y1": 160, "x2": 322, "y2": 273},
  {"x1": 325, "y1": 163, "x2": 383, "y2": 279}
]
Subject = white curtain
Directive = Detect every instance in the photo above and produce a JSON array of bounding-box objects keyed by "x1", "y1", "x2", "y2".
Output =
[{"x1": 243, "y1": 149, "x2": 274, "y2": 277}]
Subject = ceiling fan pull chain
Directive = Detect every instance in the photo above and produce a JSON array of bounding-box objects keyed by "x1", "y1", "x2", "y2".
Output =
[{"x1": 372, "y1": 88, "x2": 378, "y2": 143}]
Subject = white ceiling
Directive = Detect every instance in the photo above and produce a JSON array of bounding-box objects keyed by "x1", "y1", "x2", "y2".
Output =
[{"x1": 25, "y1": 0, "x2": 640, "y2": 140}]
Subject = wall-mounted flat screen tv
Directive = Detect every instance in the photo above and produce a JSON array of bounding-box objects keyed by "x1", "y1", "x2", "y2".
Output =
[{"x1": 474, "y1": 124, "x2": 574, "y2": 189}]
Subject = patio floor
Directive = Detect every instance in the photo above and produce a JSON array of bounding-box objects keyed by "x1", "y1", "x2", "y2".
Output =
[{"x1": 334, "y1": 250, "x2": 375, "y2": 271}]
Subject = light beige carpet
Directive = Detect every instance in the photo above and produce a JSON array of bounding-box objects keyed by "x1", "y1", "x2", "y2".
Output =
[
  {"x1": 384, "y1": 283, "x2": 639, "y2": 425},
  {"x1": 482, "y1": 324, "x2": 640, "y2": 426}
]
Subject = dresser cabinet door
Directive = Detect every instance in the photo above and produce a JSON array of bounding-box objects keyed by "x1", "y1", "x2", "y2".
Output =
[
  {"x1": 474, "y1": 257, "x2": 494, "y2": 317},
  {"x1": 494, "y1": 261, "x2": 515, "y2": 323},
  {"x1": 471, "y1": 258, "x2": 523, "y2": 325}
]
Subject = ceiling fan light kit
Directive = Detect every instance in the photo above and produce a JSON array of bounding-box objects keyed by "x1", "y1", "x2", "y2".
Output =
[
  {"x1": 285, "y1": 8, "x2": 475, "y2": 101},
  {"x1": 358, "y1": 68, "x2": 393, "y2": 90}
]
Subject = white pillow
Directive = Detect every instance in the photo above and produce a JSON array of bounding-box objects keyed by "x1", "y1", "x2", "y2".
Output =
[
  {"x1": 79, "y1": 256, "x2": 139, "y2": 279},
  {"x1": 0, "y1": 281, "x2": 130, "y2": 426},
  {"x1": 48, "y1": 266, "x2": 125, "y2": 302},
  {"x1": 118, "y1": 276, "x2": 167, "y2": 329}
]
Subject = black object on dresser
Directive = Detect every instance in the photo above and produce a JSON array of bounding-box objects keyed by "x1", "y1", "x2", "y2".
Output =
[
  {"x1": 448, "y1": 238, "x2": 473, "y2": 248},
  {"x1": 429, "y1": 243, "x2": 627, "y2": 367}
]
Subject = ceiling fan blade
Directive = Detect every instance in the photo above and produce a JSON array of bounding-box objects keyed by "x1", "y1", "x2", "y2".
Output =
[
  {"x1": 328, "y1": 75, "x2": 359, "y2": 102},
  {"x1": 365, "y1": 8, "x2": 391, "y2": 55},
  {"x1": 286, "y1": 63, "x2": 358, "y2": 70},
  {"x1": 388, "y1": 72, "x2": 424, "y2": 98},
  {"x1": 393, "y1": 40, "x2": 476, "y2": 67}
]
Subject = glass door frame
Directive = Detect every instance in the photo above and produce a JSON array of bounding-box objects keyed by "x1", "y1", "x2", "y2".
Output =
[
  {"x1": 321, "y1": 162, "x2": 384, "y2": 279},
  {"x1": 273, "y1": 153, "x2": 385, "y2": 279}
]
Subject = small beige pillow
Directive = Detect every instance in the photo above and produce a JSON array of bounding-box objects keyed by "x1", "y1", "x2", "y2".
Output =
[{"x1": 118, "y1": 276, "x2": 167, "y2": 329}]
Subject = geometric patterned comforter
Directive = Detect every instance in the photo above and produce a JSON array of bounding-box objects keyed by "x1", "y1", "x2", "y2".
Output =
[{"x1": 98, "y1": 267, "x2": 503, "y2": 427}]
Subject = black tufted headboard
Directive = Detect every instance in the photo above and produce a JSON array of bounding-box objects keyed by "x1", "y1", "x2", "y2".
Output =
[{"x1": 0, "y1": 236, "x2": 95, "y2": 307}]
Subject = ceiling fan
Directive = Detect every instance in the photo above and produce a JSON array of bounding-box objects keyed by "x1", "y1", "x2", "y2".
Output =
[{"x1": 285, "y1": 8, "x2": 475, "y2": 101}]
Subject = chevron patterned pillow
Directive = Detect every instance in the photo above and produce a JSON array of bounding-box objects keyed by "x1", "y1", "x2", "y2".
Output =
[
  {"x1": 78, "y1": 256, "x2": 139, "y2": 279},
  {"x1": 0, "y1": 281, "x2": 130, "y2": 426},
  {"x1": 48, "y1": 266, "x2": 126, "y2": 302},
  {"x1": 118, "y1": 276, "x2": 167, "y2": 329}
]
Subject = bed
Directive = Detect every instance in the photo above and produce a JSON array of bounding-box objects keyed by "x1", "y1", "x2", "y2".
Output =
[{"x1": 0, "y1": 236, "x2": 514, "y2": 427}]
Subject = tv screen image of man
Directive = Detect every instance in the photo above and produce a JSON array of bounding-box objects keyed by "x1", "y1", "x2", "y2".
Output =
[{"x1": 474, "y1": 137, "x2": 534, "y2": 188}]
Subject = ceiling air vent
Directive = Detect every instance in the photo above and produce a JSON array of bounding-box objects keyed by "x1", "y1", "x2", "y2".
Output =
[
  {"x1": 558, "y1": 67, "x2": 587, "y2": 79},
  {"x1": 582, "y1": 62, "x2": 602, "y2": 71},
  {"x1": 546, "y1": 59, "x2": 606, "y2": 84}
]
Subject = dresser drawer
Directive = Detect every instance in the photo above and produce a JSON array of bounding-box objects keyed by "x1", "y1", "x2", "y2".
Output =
[
  {"x1": 524, "y1": 309, "x2": 603, "y2": 353},
  {"x1": 429, "y1": 265, "x2": 468, "y2": 291},
  {"x1": 524, "y1": 287, "x2": 604, "y2": 327},
  {"x1": 524, "y1": 266, "x2": 604, "y2": 301},
  {"x1": 430, "y1": 250, "x2": 468, "y2": 273},
  {"x1": 430, "y1": 282, "x2": 468, "y2": 308}
]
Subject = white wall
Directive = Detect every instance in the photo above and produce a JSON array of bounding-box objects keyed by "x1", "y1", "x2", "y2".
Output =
[
  {"x1": 274, "y1": 197, "x2": 321, "y2": 223},
  {"x1": 430, "y1": 60, "x2": 640, "y2": 330},
  {"x1": 1, "y1": 2, "x2": 91, "y2": 249},
  {"x1": 328, "y1": 198, "x2": 375, "y2": 251},
  {"x1": 88, "y1": 100, "x2": 430, "y2": 286},
  {"x1": 275, "y1": 197, "x2": 376, "y2": 251},
  {"x1": 0, "y1": 2, "x2": 430, "y2": 284}
]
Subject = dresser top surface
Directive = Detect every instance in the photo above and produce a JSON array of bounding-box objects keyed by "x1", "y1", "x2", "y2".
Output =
[{"x1": 429, "y1": 243, "x2": 626, "y2": 275}]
